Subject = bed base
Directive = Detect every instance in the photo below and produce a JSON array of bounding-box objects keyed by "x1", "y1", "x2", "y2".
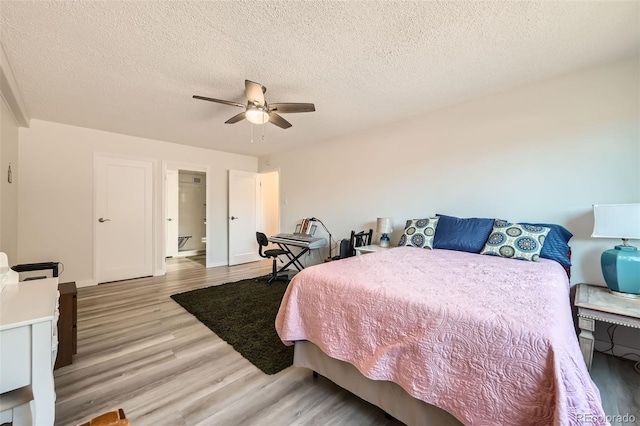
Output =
[{"x1": 294, "y1": 341, "x2": 462, "y2": 426}]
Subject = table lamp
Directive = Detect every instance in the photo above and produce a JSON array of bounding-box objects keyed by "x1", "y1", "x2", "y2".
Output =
[
  {"x1": 591, "y1": 203, "x2": 640, "y2": 296},
  {"x1": 377, "y1": 217, "x2": 393, "y2": 248}
]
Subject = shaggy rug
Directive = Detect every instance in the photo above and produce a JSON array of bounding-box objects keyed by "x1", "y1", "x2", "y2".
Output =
[{"x1": 170, "y1": 277, "x2": 293, "y2": 374}]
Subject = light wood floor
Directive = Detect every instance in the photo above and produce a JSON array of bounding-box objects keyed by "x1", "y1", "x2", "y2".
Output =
[{"x1": 54, "y1": 257, "x2": 639, "y2": 426}]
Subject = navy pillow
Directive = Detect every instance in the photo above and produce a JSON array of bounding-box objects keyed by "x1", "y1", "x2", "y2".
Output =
[
  {"x1": 521, "y1": 222, "x2": 573, "y2": 266},
  {"x1": 433, "y1": 214, "x2": 495, "y2": 253}
]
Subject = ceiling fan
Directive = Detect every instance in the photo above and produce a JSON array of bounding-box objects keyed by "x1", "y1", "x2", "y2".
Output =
[{"x1": 193, "y1": 80, "x2": 315, "y2": 129}]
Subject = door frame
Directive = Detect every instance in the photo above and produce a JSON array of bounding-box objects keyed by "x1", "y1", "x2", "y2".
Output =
[
  {"x1": 93, "y1": 153, "x2": 155, "y2": 285},
  {"x1": 165, "y1": 169, "x2": 179, "y2": 258},
  {"x1": 161, "y1": 161, "x2": 211, "y2": 274}
]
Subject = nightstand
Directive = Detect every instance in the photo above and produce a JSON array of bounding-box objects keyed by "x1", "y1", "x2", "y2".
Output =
[
  {"x1": 354, "y1": 245, "x2": 391, "y2": 255},
  {"x1": 574, "y1": 283, "x2": 640, "y2": 371}
]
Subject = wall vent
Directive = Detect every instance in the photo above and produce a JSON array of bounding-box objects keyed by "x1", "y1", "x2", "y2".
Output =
[{"x1": 193, "y1": 177, "x2": 201, "y2": 184}]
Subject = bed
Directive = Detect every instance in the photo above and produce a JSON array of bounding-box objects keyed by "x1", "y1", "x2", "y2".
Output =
[{"x1": 275, "y1": 246, "x2": 607, "y2": 425}]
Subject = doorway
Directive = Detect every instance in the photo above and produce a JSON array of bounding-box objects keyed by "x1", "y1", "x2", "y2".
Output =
[
  {"x1": 165, "y1": 166, "x2": 208, "y2": 266},
  {"x1": 227, "y1": 169, "x2": 280, "y2": 266}
]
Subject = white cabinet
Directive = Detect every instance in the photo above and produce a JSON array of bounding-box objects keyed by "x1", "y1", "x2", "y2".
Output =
[{"x1": 0, "y1": 278, "x2": 59, "y2": 425}]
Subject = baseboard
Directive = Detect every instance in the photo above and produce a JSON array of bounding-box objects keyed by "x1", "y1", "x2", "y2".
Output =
[
  {"x1": 206, "y1": 260, "x2": 227, "y2": 268},
  {"x1": 75, "y1": 279, "x2": 95, "y2": 288},
  {"x1": 594, "y1": 339, "x2": 640, "y2": 361}
]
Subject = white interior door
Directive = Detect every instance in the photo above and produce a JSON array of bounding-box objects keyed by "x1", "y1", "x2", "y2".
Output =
[
  {"x1": 228, "y1": 170, "x2": 261, "y2": 266},
  {"x1": 165, "y1": 170, "x2": 179, "y2": 257},
  {"x1": 95, "y1": 155, "x2": 153, "y2": 283}
]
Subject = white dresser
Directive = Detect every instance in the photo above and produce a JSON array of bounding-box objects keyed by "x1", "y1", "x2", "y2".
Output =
[{"x1": 0, "y1": 278, "x2": 59, "y2": 425}]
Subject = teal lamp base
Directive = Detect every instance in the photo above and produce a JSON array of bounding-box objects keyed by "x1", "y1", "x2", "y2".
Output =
[{"x1": 601, "y1": 245, "x2": 640, "y2": 295}]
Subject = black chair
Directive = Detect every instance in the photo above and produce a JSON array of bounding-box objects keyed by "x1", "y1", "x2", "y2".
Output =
[
  {"x1": 348, "y1": 229, "x2": 373, "y2": 257},
  {"x1": 256, "y1": 232, "x2": 289, "y2": 284}
]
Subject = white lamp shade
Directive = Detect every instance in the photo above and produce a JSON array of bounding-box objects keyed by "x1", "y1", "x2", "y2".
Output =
[
  {"x1": 376, "y1": 217, "x2": 393, "y2": 234},
  {"x1": 246, "y1": 108, "x2": 269, "y2": 125},
  {"x1": 592, "y1": 203, "x2": 640, "y2": 239}
]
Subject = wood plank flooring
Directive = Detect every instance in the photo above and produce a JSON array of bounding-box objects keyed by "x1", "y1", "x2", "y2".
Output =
[
  {"x1": 54, "y1": 258, "x2": 398, "y2": 426},
  {"x1": 54, "y1": 257, "x2": 639, "y2": 426}
]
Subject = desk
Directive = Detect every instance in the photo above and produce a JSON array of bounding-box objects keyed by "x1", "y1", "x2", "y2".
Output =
[
  {"x1": 0, "y1": 278, "x2": 58, "y2": 425},
  {"x1": 268, "y1": 235, "x2": 327, "y2": 274},
  {"x1": 575, "y1": 283, "x2": 640, "y2": 371}
]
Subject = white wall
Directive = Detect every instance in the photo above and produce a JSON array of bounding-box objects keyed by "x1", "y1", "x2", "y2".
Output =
[
  {"x1": 0, "y1": 99, "x2": 19, "y2": 262},
  {"x1": 261, "y1": 57, "x2": 640, "y2": 351},
  {"x1": 18, "y1": 120, "x2": 257, "y2": 285}
]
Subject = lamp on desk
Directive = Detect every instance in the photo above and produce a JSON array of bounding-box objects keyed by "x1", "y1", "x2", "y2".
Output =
[
  {"x1": 309, "y1": 217, "x2": 333, "y2": 260},
  {"x1": 591, "y1": 203, "x2": 640, "y2": 296},
  {"x1": 377, "y1": 217, "x2": 393, "y2": 248}
]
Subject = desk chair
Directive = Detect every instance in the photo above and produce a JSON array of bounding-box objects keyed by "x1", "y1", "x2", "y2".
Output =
[
  {"x1": 349, "y1": 229, "x2": 373, "y2": 257},
  {"x1": 256, "y1": 232, "x2": 289, "y2": 284}
]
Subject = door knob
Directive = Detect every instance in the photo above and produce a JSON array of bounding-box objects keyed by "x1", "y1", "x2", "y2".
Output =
[
  {"x1": 230, "y1": 216, "x2": 239, "y2": 220},
  {"x1": 98, "y1": 218, "x2": 111, "y2": 223},
  {"x1": 167, "y1": 218, "x2": 173, "y2": 221}
]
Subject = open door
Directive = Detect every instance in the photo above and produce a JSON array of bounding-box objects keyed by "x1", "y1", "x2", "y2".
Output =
[
  {"x1": 261, "y1": 170, "x2": 280, "y2": 238},
  {"x1": 228, "y1": 170, "x2": 262, "y2": 265},
  {"x1": 165, "y1": 170, "x2": 179, "y2": 257}
]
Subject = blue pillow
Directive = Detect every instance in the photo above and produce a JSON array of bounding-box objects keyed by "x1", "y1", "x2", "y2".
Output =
[
  {"x1": 521, "y1": 223, "x2": 573, "y2": 266},
  {"x1": 433, "y1": 214, "x2": 495, "y2": 253}
]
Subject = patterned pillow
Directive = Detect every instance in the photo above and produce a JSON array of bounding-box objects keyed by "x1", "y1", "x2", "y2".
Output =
[
  {"x1": 480, "y1": 221, "x2": 550, "y2": 261},
  {"x1": 398, "y1": 217, "x2": 440, "y2": 249}
]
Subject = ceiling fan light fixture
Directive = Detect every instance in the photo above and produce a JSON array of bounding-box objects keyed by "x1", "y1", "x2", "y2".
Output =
[
  {"x1": 246, "y1": 107, "x2": 270, "y2": 125},
  {"x1": 193, "y1": 80, "x2": 313, "y2": 129}
]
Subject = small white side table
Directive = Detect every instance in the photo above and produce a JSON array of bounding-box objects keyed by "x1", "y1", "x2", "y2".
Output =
[
  {"x1": 354, "y1": 245, "x2": 391, "y2": 255},
  {"x1": 574, "y1": 283, "x2": 640, "y2": 371}
]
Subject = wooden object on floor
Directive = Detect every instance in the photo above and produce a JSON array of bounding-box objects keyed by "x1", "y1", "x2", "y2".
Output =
[
  {"x1": 78, "y1": 408, "x2": 130, "y2": 426},
  {"x1": 55, "y1": 282, "x2": 77, "y2": 370}
]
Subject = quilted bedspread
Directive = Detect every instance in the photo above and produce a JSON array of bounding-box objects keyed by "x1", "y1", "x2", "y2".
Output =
[{"x1": 275, "y1": 247, "x2": 607, "y2": 426}]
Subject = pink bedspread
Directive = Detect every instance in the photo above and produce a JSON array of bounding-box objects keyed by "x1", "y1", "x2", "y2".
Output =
[{"x1": 275, "y1": 247, "x2": 607, "y2": 426}]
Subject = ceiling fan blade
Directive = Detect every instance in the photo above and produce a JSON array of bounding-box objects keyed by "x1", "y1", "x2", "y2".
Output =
[
  {"x1": 268, "y1": 112, "x2": 292, "y2": 129},
  {"x1": 193, "y1": 95, "x2": 245, "y2": 108},
  {"x1": 225, "y1": 112, "x2": 247, "y2": 124},
  {"x1": 268, "y1": 103, "x2": 315, "y2": 114},
  {"x1": 245, "y1": 80, "x2": 265, "y2": 106}
]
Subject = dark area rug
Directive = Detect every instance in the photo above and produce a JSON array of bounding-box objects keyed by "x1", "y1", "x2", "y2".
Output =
[{"x1": 170, "y1": 277, "x2": 293, "y2": 375}]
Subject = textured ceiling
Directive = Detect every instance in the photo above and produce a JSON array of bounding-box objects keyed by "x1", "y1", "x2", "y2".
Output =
[{"x1": 1, "y1": 1, "x2": 638, "y2": 157}]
